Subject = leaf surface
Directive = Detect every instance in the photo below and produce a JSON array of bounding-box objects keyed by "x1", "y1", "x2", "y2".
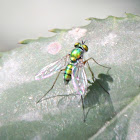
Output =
[{"x1": 0, "y1": 13, "x2": 140, "y2": 140}]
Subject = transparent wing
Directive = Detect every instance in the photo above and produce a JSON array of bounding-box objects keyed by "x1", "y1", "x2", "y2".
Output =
[
  {"x1": 35, "y1": 54, "x2": 69, "y2": 80},
  {"x1": 72, "y1": 63, "x2": 88, "y2": 96}
]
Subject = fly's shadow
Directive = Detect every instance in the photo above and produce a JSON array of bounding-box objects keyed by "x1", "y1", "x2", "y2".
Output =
[
  {"x1": 57, "y1": 73, "x2": 115, "y2": 122},
  {"x1": 83, "y1": 73, "x2": 115, "y2": 121}
]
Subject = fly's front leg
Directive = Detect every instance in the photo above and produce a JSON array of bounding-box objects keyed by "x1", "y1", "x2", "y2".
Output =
[
  {"x1": 84, "y1": 57, "x2": 111, "y2": 73},
  {"x1": 36, "y1": 69, "x2": 65, "y2": 103}
]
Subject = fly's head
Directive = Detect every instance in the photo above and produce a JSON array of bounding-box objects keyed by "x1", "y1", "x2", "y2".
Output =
[{"x1": 74, "y1": 41, "x2": 88, "y2": 52}]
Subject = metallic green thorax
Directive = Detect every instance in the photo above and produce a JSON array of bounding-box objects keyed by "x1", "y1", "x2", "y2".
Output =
[
  {"x1": 64, "y1": 48, "x2": 83, "y2": 84},
  {"x1": 70, "y1": 48, "x2": 83, "y2": 62}
]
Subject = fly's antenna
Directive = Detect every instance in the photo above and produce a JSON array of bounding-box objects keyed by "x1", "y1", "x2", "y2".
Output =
[{"x1": 82, "y1": 40, "x2": 86, "y2": 44}]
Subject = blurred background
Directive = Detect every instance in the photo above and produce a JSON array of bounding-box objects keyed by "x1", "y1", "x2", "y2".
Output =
[{"x1": 0, "y1": 0, "x2": 140, "y2": 52}]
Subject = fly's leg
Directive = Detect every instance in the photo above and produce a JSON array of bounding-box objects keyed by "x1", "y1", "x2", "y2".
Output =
[
  {"x1": 36, "y1": 69, "x2": 65, "y2": 103},
  {"x1": 95, "y1": 78, "x2": 110, "y2": 94},
  {"x1": 84, "y1": 57, "x2": 111, "y2": 73},
  {"x1": 86, "y1": 61, "x2": 95, "y2": 81},
  {"x1": 81, "y1": 95, "x2": 86, "y2": 122},
  {"x1": 40, "y1": 93, "x2": 79, "y2": 101},
  {"x1": 84, "y1": 60, "x2": 110, "y2": 95}
]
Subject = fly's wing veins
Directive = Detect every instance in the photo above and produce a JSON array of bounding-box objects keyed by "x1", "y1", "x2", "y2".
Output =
[{"x1": 35, "y1": 54, "x2": 69, "y2": 80}]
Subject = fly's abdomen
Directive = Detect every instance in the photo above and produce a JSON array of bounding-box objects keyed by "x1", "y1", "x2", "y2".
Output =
[{"x1": 64, "y1": 64, "x2": 73, "y2": 85}]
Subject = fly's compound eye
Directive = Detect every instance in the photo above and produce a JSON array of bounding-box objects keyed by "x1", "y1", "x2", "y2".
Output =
[
  {"x1": 74, "y1": 42, "x2": 80, "y2": 47},
  {"x1": 82, "y1": 45, "x2": 88, "y2": 52}
]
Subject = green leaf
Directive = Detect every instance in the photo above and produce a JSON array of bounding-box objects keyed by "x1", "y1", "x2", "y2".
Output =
[{"x1": 0, "y1": 13, "x2": 140, "y2": 140}]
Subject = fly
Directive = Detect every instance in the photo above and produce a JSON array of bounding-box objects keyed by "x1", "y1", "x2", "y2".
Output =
[{"x1": 35, "y1": 41, "x2": 111, "y2": 122}]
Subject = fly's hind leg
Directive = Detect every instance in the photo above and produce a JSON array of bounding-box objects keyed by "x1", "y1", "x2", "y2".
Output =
[{"x1": 36, "y1": 69, "x2": 65, "y2": 103}]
